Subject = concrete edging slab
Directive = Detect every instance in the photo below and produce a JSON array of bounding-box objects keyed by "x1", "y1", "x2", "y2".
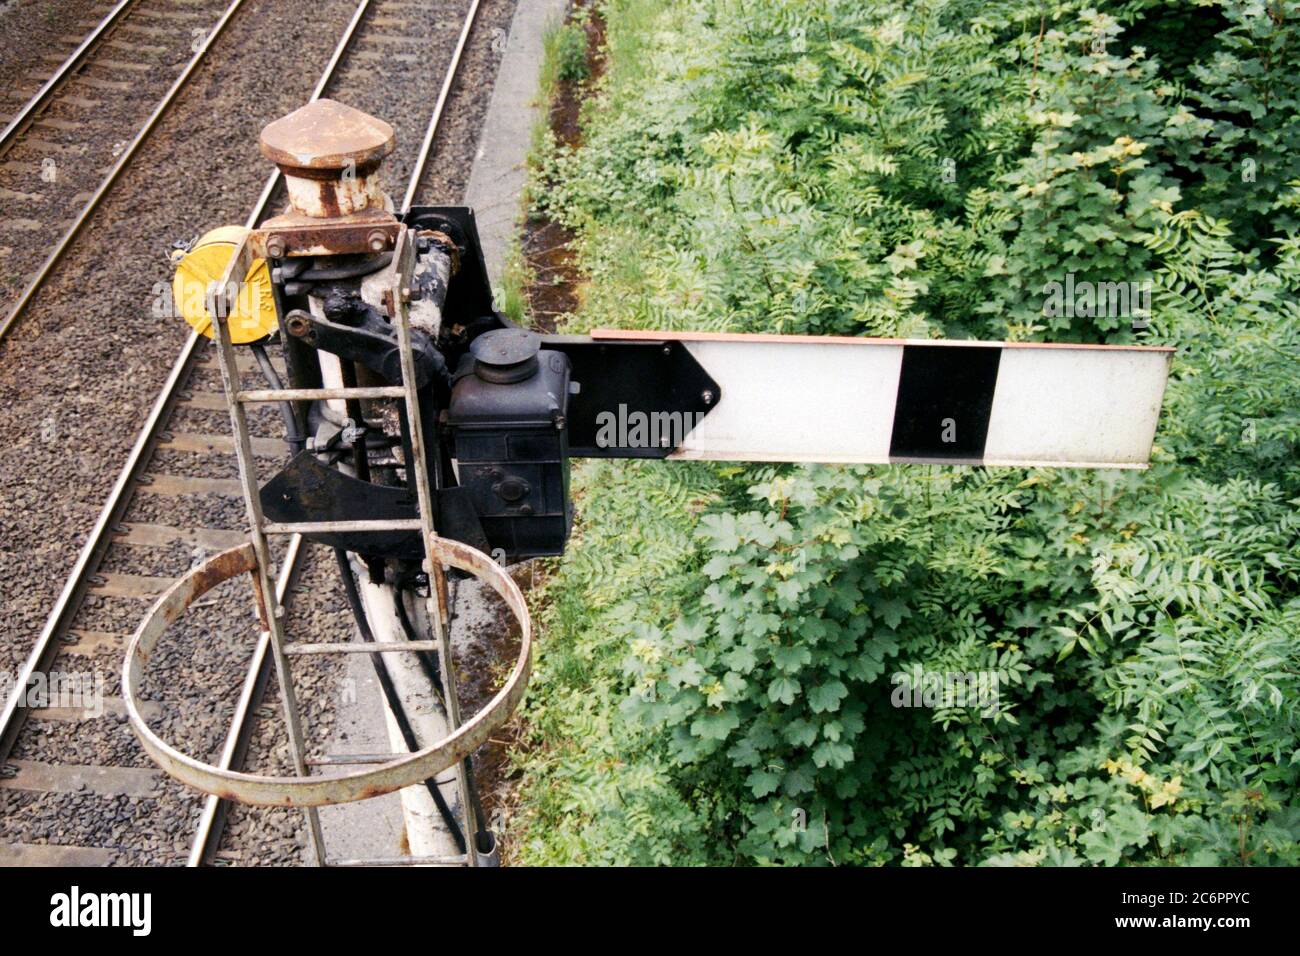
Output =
[{"x1": 464, "y1": 0, "x2": 571, "y2": 288}]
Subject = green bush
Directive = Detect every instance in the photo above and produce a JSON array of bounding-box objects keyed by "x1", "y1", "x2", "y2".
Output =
[
  {"x1": 512, "y1": 0, "x2": 1300, "y2": 866},
  {"x1": 543, "y1": 18, "x2": 592, "y2": 88}
]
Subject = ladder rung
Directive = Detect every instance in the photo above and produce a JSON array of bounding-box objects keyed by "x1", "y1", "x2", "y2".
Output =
[
  {"x1": 284, "y1": 641, "x2": 439, "y2": 656},
  {"x1": 308, "y1": 753, "x2": 407, "y2": 766},
  {"x1": 261, "y1": 519, "x2": 424, "y2": 534},
  {"x1": 326, "y1": 854, "x2": 468, "y2": 867},
  {"x1": 236, "y1": 386, "x2": 407, "y2": 403},
  {"x1": 305, "y1": 754, "x2": 460, "y2": 786}
]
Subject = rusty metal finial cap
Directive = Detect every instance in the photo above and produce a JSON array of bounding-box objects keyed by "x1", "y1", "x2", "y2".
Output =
[{"x1": 259, "y1": 98, "x2": 395, "y2": 172}]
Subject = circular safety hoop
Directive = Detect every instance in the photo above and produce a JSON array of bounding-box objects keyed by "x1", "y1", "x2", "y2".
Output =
[{"x1": 122, "y1": 539, "x2": 531, "y2": 808}]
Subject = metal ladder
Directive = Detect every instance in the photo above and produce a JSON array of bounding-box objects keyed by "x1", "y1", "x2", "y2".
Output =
[{"x1": 206, "y1": 228, "x2": 480, "y2": 867}]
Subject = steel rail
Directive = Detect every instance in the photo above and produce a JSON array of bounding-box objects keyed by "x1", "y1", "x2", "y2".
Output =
[
  {"x1": 0, "y1": 0, "x2": 139, "y2": 157},
  {"x1": 0, "y1": 329, "x2": 203, "y2": 766},
  {"x1": 401, "y1": 0, "x2": 483, "y2": 211},
  {"x1": 0, "y1": 0, "x2": 251, "y2": 344},
  {"x1": 0, "y1": 0, "x2": 481, "y2": 862},
  {"x1": 0, "y1": 0, "x2": 379, "y2": 793}
]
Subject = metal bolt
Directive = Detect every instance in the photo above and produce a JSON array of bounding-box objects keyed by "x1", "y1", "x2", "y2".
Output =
[
  {"x1": 367, "y1": 230, "x2": 389, "y2": 252},
  {"x1": 265, "y1": 237, "x2": 287, "y2": 259},
  {"x1": 702, "y1": 389, "x2": 715, "y2": 405},
  {"x1": 662, "y1": 345, "x2": 671, "y2": 356},
  {"x1": 286, "y1": 313, "x2": 311, "y2": 337}
]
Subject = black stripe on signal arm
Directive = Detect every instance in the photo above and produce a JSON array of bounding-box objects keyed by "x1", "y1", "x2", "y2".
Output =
[{"x1": 889, "y1": 344, "x2": 1002, "y2": 463}]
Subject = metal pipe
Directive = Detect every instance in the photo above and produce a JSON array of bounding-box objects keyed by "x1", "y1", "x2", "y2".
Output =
[
  {"x1": 0, "y1": 0, "x2": 253, "y2": 343},
  {"x1": 262, "y1": 519, "x2": 422, "y2": 534},
  {"x1": 342, "y1": 551, "x2": 467, "y2": 858},
  {"x1": 250, "y1": 343, "x2": 306, "y2": 451},
  {"x1": 238, "y1": 386, "x2": 406, "y2": 402},
  {"x1": 284, "y1": 641, "x2": 441, "y2": 655}
]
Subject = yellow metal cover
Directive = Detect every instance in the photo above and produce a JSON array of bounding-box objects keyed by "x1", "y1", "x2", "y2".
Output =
[{"x1": 173, "y1": 226, "x2": 276, "y2": 343}]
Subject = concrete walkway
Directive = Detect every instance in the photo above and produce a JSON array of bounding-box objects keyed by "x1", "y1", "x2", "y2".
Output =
[{"x1": 465, "y1": 0, "x2": 569, "y2": 287}]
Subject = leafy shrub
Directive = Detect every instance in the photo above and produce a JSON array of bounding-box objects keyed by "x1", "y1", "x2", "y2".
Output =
[
  {"x1": 543, "y1": 18, "x2": 592, "y2": 87},
  {"x1": 512, "y1": 0, "x2": 1300, "y2": 866}
]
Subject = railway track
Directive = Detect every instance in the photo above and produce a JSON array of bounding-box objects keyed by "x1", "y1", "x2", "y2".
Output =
[
  {"x1": 0, "y1": 0, "x2": 498, "y2": 867},
  {"x1": 0, "y1": 0, "x2": 252, "y2": 339},
  {"x1": 0, "y1": 0, "x2": 138, "y2": 151}
]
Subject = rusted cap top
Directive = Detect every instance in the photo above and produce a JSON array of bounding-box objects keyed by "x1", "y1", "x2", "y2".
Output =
[{"x1": 259, "y1": 99, "x2": 395, "y2": 172}]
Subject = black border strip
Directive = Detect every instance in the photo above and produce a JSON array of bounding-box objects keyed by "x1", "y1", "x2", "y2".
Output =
[{"x1": 888, "y1": 344, "x2": 1001, "y2": 463}]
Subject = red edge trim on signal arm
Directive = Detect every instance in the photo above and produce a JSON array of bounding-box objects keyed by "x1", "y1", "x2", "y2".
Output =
[{"x1": 589, "y1": 328, "x2": 1176, "y2": 353}]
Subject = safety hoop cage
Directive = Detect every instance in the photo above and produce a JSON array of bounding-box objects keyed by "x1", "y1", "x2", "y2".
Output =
[{"x1": 122, "y1": 538, "x2": 531, "y2": 808}]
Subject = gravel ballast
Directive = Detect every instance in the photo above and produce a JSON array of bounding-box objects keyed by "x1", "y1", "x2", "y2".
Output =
[{"x1": 0, "y1": 0, "x2": 521, "y2": 867}]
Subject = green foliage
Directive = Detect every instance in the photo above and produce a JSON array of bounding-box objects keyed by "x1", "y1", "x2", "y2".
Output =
[
  {"x1": 494, "y1": 245, "x2": 533, "y2": 327},
  {"x1": 513, "y1": 0, "x2": 1300, "y2": 866},
  {"x1": 542, "y1": 16, "x2": 592, "y2": 92}
]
